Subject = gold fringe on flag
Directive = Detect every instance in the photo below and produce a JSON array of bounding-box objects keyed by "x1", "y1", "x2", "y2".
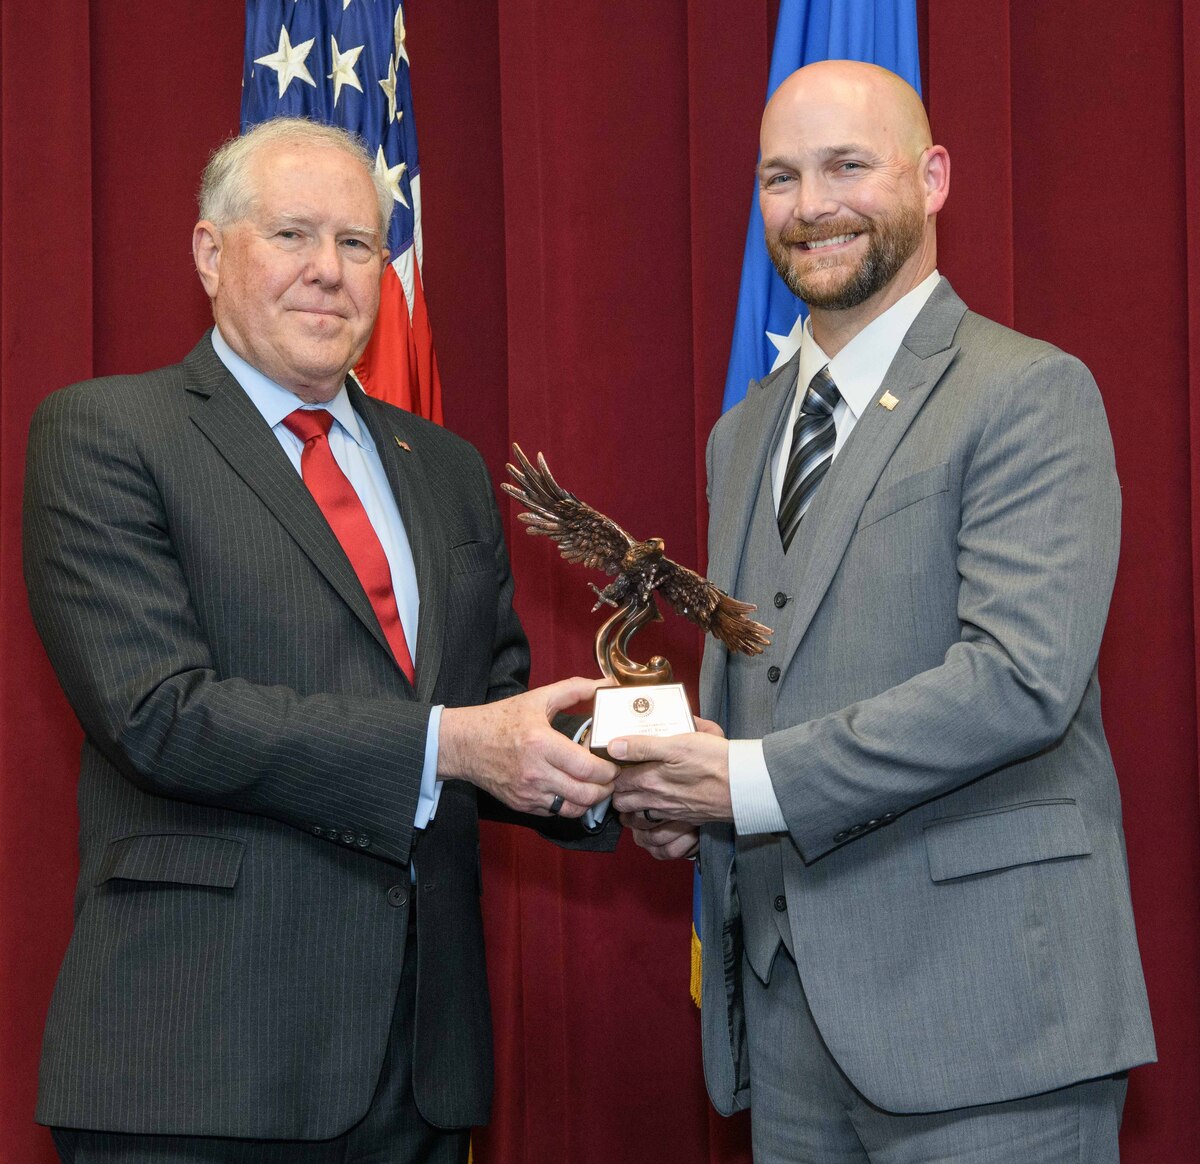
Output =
[{"x1": 690, "y1": 923, "x2": 703, "y2": 1008}]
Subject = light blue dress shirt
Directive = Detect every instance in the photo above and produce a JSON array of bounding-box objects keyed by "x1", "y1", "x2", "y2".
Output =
[{"x1": 211, "y1": 328, "x2": 442, "y2": 831}]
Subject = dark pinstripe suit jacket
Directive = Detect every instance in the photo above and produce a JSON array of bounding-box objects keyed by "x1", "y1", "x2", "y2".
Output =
[{"x1": 23, "y1": 335, "x2": 611, "y2": 1139}]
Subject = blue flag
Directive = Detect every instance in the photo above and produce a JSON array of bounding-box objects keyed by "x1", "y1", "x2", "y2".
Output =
[
  {"x1": 723, "y1": 0, "x2": 921, "y2": 412},
  {"x1": 692, "y1": 0, "x2": 921, "y2": 1006}
]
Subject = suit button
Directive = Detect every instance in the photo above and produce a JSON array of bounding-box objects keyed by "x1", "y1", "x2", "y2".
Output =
[
  {"x1": 834, "y1": 830, "x2": 848, "y2": 842},
  {"x1": 341, "y1": 831, "x2": 356, "y2": 845},
  {"x1": 356, "y1": 835, "x2": 370, "y2": 849},
  {"x1": 387, "y1": 886, "x2": 408, "y2": 908},
  {"x1": 767, "y1": 666, "x2": 781, "y2": 683},
  {"x1": 773, "y1": 894, "x2": 787, "y2": 912},
  {"x1": 866, "y1": 819, "x2": 879, "y2": 829},
  {"x1": 773, "y1": 592, "x2": 789, "y2": 609},
  {"x1": 311, "y1": 826, "x2": 323, "y2": 837},
  {"x1": 881, "y1": 812, "x2": 896, "y2": 821}
]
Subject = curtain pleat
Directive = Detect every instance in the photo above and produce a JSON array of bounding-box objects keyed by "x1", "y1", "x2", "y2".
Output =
[{"x1": 1, "y1": 5, "x2": 94, "y2": 1163}]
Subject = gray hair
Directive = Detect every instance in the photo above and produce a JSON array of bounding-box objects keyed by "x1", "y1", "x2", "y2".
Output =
[{"x1": 198, "y1": 117, "x2": 393, "y2": 237}]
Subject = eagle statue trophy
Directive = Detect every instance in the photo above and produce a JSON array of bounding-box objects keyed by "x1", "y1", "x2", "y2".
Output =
[{"x1": 502, "y1": 444, "x2": 772, "y2": 689}]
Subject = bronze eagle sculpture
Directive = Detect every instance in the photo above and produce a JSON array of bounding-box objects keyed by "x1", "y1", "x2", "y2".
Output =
[{"x1": 502, "y1": 444, "x2": 771, "y2": 658}]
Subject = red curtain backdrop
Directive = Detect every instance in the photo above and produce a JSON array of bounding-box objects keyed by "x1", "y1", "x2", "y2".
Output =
[{"x1": 2, "y1": 4, "x2": 1197, "y2": 1162}]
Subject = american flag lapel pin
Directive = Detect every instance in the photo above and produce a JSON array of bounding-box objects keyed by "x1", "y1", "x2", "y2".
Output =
[
  {"x1": 394, "y1": 437, "x2": 412, "y2": 453},
  {"x1": 878, "y1": 390, "x2": 900, "y2": 411}
]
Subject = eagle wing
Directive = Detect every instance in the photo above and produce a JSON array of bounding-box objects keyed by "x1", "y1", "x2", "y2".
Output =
[
  {"x1": 501, "y1": 444, "x2": 634, "y2": 575},
  {"x1": 655, "y1": 557, "x2": 772, "y2": 656}
]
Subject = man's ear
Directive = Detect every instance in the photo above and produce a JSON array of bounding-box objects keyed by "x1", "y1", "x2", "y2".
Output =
[
  {"x1": 922, "y1": 145, "x2": 950, "y2": 216},
  {"x1": 193, "y1": 221, "x2": 222, "y2": 298}
]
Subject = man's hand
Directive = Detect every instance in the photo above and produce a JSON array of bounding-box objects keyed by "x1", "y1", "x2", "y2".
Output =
[
  {"x1": 619, "y1": 810, "x2": 699, "y2": 860},
  {"x1": 439, "y1": 677, "x2": 618, "y2": 818},
  {"x1": 610, "y1": 717, "x2": 733, "y2": 825}
]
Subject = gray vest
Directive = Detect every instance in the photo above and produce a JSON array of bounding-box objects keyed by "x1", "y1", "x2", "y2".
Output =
[{"x1": 727, "y1": 444, "x2": 805, "y2": 983}]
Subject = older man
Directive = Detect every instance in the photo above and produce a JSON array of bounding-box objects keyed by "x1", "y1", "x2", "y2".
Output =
[
  {"x1": 24, "y1": 118, "x2": 617, "y2": 1163},
  {"x1": 614, "y1": 61, "x2": 1155, "y2": 1161}
]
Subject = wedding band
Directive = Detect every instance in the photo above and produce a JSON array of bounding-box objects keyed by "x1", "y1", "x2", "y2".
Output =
[
  {"x1": 548, "y1": 795, "x2": 564, "y2": 815},
  {"x1": 643, "y1": 809, "x2": 661, "y2": 823}
]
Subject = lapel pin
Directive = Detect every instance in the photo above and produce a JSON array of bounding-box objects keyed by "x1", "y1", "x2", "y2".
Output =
[
  {"x1": 394, "y1": 437, "x2": 412, "y2": 452},
  {"x1": 878, "y1": 390, "x2": 900, "y2": 411}
]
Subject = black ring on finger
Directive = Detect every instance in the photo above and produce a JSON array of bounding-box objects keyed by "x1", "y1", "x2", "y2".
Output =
[
  {"x1": 643, "y1": 809, "x2": 661, "y2": 823},
  {"x1": 549, "y1": 794, "x2": 565, "y2": 815}
]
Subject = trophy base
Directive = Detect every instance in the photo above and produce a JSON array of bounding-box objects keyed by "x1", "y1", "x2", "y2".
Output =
[{"x1": 589, "y1": 682, "x2": 696, "y2": 763}]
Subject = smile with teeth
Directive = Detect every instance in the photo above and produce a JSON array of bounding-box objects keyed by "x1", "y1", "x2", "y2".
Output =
[{"x1": 802, "y1": 232, "x2": 860, "y2": 250}]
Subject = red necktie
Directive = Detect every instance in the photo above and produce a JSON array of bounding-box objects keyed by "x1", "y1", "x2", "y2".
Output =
[{"x1": 282, "y1": 408, "x2": 416, "y2": 683}]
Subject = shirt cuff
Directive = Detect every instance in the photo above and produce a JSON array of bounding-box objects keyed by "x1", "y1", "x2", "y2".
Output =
[
  {"x1": 728, "y1": 738, "x2": 787, "y2": 835},
  {"x1": 414, "y1": 704, "x2": 445, "y2": 830},
  {"x1": 574, "y1": 717, "x2": 610, "y2": 829}
]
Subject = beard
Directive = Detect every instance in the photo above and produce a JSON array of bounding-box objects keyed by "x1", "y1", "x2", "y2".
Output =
[{"x1": 766, "y1": 199, "x2": 924, "y2": 311}]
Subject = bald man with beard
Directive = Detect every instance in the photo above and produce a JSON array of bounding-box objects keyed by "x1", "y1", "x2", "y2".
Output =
[{"x1": 612, "y1": 61, "x2": 1155, "y2": 1161}]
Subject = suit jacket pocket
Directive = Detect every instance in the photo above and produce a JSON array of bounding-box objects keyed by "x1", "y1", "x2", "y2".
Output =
[
  {"x1": 448, "y1": 540, "x2": 493, "y2": 575},
  {"x1": 924, "y1": 800, "x2": 1091, "y2": 882},
  {"x1": 858, "y1": 461, "x2": 950, "y2": 531},
  {"x1": 96, "y1": 833, "x2": 244, "y2": 888}
]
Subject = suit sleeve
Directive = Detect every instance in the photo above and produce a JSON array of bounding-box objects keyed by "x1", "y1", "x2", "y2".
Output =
[
  {"x1": 759, "y1": 351, "x2": 1121, "y2": 861},
  {"x1": 23, "y1": 384, "x2": 489, "y2": 868}
]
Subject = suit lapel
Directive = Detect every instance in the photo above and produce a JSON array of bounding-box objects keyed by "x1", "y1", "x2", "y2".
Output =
[
  {"x1": 708, "y1": 366, "x2": 797, "y2": 593},
  {"x1": 354, "y1": 394, "x2": 448, "y2": 703},
  {"x1": 182, "y1": 337, "x2": 401, "y2": 670},
  {"x1": 701, "y1": 362, "x2": 798, "y2": 717},
  {"x1": 777, "y1": 282, "x2": 968, "y2": 674}
]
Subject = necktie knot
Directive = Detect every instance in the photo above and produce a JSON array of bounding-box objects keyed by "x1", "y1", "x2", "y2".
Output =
[
  {"x1": 282, "y1": 407, "x2": 335, "y2": 444},
  {"x1": 801, "y1": 367, "x2": 840, "y2": 418}
]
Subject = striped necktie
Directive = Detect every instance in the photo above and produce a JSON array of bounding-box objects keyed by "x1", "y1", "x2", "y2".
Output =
[{"x1": 777, "y1": 366, "x2": 840, "y2": 552}]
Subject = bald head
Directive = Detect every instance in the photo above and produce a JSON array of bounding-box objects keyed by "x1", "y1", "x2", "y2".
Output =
[
  {"x1": 756, "y1": 60, "x2": 949, "y2": 351},
  {"x1": 763, "y1": 61, "x2": 932, "y2": 164}
]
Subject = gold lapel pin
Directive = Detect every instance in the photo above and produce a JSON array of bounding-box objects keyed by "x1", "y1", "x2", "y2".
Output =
[
  {"x1": 878, "y1": 390, "x2": 900, "y2": 411},
  {"x1": 394, "y1": 437, "x2": 412, "y2": 452}
]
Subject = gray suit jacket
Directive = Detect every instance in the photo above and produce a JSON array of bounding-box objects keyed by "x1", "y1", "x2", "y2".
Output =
[
  {"x1": 697, "y1": 280, "x2": 1155, "y2": 1115},
  {"x1": 23, "y1": 335, "x2": 613, "y2": 1139}
]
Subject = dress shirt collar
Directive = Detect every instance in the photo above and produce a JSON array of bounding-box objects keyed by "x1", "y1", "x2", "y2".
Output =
[
  {"x1": 796, "y1": 270, "x2": 941, "y2": 414},
  {"x1": 210, "y1": 327, "x2": 368, "y2": 449}
]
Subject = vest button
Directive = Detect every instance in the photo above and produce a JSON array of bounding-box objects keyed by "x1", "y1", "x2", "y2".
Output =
[
  {"x1": 767, "y1": 666, "x2": 781, "y2": 683},
  {"x1": 387, "y1": 886, "x2": 408, "y2": 908},
  {"x1": 773, "y1": 592, "x2": 789, "y2": 608},
  {"x1": 773, "y1": 894, "x2": 787, "y2": 912}
]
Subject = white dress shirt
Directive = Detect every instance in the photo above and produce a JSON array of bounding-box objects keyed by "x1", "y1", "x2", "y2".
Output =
[{"x1": 729, "y1": 272, "x2": 941, "y2": 835}]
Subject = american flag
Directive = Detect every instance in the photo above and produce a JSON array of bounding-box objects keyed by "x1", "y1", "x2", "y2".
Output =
[{"x1": 242, "y1": 0, "x2": 443, "y2": 422}]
